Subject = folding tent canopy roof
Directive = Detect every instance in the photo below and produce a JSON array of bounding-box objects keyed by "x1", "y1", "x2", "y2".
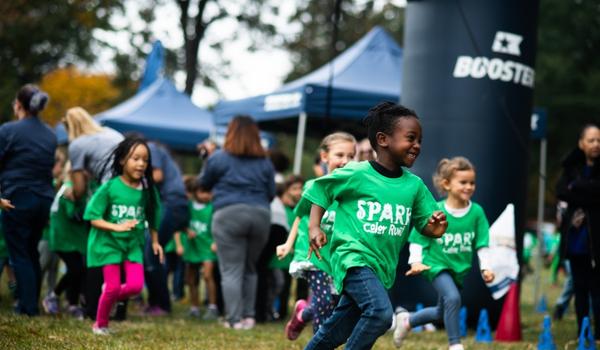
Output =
[
  {"x1": 95, "y1": 78, "x2": 215, "y2": 152},
  {"x1": 213, "y1": 26, "x2": 402, "y2": 124}
]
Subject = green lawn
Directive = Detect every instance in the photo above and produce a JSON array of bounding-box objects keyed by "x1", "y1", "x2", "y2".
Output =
[{"x1": 0, "y1": 270, "x2": 586, "y2": 349}]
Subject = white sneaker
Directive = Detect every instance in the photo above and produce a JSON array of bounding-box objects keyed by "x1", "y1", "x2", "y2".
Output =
[
  {"x1": 424, "y1": 323, "x2": 437, "y2": 332},
  {"x1": 393, "y1": 310, "x2": 410, "y2": 348},
  {"x1": 449, "y1": 344, "x2": 464, "y2": 350},
  {"x1": 92, "y1": 326, "x2": 110, "y2": 336},
  {"x1": 241, "y1": 317, "x2": 256, "y2": 330}
]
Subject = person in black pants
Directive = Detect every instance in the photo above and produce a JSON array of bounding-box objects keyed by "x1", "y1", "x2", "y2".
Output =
[
  {"x1": 556, "y1": 123, "x2": 600, "y2": 339},
  {"x1": 0, "y1": 84, "x2": 57, "y2": 316}
]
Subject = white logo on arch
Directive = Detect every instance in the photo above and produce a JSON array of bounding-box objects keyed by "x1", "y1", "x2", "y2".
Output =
[{"x1": 491, "y1": 31, "x2": 523, "y2": 57}]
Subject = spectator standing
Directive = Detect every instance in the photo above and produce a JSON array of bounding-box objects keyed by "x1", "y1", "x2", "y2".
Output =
[
  {"x1": 199, "y1": 115, "x2": 275, "y2": 330},
  {"x1": 0, "y1": 84, "x2": 56, "y2": 315},
  {"x1": 556, "y1": 123, "x2": 600, "y2": 339}
]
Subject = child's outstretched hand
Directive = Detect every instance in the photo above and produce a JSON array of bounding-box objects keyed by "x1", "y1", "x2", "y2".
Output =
[
  {"x1": 0, "y1": 198, "x2": 15, "y2": 210},
  {"x1": 423, "y1": 211, "x2": 447, "y2": 238},
  {"x1": 176, "y1": 244, "x2": 184, "y2": 257},
  {"x1": 186, "y1": 228, "x2": 197, "y2": 239},
  {"x1": 481, "y1": 269, "x2": 495, "y2": 283},
  {"x1": 405, "y1": 262, "x2": 431, "y2": 276},
  {"x1": 211, "y1": 242, "x2": 217, "y2": 253},
  {"x1": 276, "y1": 243, "x2": 293, "y2": 260},
  {"x1": 153, "y1": 241, "x2": 164, "y2": 264},
  {"x1": 308, "y1": 227, "x2": 327, "y2": 260},
  {"x1": 114, "y1": 219, "x2": 138, "y2": 232}
]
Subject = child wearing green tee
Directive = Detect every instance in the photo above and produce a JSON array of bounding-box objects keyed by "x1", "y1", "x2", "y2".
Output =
[
  {"x1": 266, "y1": 175, "x2": 303, "y2": 322},
  {"x1": 83, "y1": 137, "x2": 163, "y2": 335},
  {"x1": 276, "y1": 132, "x2": 356, "y2": 341},
  {"x1": 174, "y1": 178, "x2": 218, "y2": 320},
  {"x1": 394, "y1": 157, "x2": 495, "y2": 350},
  {"x1": 303, "y1": 102, "x2": 447, "y2": 350},
  {"x1": 44, "y1": 179, "x2": 88, "y2": 318}
]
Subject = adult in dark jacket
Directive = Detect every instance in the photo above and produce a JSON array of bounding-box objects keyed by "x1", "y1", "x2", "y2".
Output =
[
  {"x1": 0, "y1": 84, "x2": 57, "y2": 315},
  {"x1": 199, "y1": 115, "x2": 275, "y2": 329},
  {"x1": 556, "y1": 123, "x2": 600, "y2": 339}
]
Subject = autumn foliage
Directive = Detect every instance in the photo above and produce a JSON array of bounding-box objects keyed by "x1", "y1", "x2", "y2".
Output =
[{"x1": 39, "y1": 66, "x2": 121, "y2": 126}]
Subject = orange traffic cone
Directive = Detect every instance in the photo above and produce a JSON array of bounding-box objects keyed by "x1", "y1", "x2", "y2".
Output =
[{"x1": 495, "y1": 282, "x2": 522, "y2": 342}]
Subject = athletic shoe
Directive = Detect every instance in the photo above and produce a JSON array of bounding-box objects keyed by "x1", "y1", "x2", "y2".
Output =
[
  {"x1": 202, "y1": 307, "x2": 219, "y2": 321},
  {"x1": 285, "y1": 299, "x2": 307, "y2": 340},
  {"x1": 92, "y1": 324, "x2": 111, "y2": 336},
  {"x1": 241, "y1": 317, "x2": 256, "y2": 330},
  {"x1": 42, "y1": 293, "x2": 59, "y2": 315},
  {"x1": 188, "y1": 307, "x2": 201, "y2": 318},
  {"x1": 144, "y1": 306, "x2": 168, "y2": 316},
  {"x1": 424, "y1": 323, "x2": 437, "y2": 332},
  {"x1": 67, "y1": 305, "x2": 85, "y2": 320},
  {"x1": 223, "y1": 321, "x2": 244, "y2": 330},
  {"x1": 393, "y1": 308, "x2": 410, "y2": 348},
  {"x1": 449, "y1": 344, "x2": 464, "y2": 350}
]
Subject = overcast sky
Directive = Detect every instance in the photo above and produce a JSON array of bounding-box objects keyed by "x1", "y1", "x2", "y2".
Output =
[{"x1": 91, "y1": 0, "x2": 405, "y2": 108}]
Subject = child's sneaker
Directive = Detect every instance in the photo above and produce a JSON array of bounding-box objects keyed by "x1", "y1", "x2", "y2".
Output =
[
  {"x1": 223, "y1": 321, "x2": 244, "y2": 330},
  {"x1": 67, "y1": 305, "x2": 84, "y2": 320},
  {"x1": 285, "y1": 299, "x2": 307, "y2": 340},
  {"x1": 92, "y1": 325, "x2": 110, "y2": 336},
  {"x1": 424, "y1": 323, "x2": 437, "y2": 332},
  {"x1": 42, "y1": 292, "x2": 59, "y2": 315},
  {"x1": 202, "y1": 306, "x2": 219, "y2": 321},
  {"x1": 188, "y1": 307, "x2": 201, "y2": 318},
  {"x1": 449, "y1": 344, "x2": 464, "y2": 350},
  {"x1": 393, "y1": 308, "x2": 410, "y2": 348}
]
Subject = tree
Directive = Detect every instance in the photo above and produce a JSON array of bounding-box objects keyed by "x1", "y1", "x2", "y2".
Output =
[
  {"x1": 530, "y1": 0, "x2": 600, "y2": 213},
  {"x1": 174, "y1": 0, "x2": 278, "y2": 95},
  {"x1": 38, "y1": 67, "x2": 120, "y2": 126},
  {"x1": 283, "y1": 1, "x2": 404, "y2": 82},
  {"x1": 0, "y1": 0, "x2": 123, "y2": 122}
]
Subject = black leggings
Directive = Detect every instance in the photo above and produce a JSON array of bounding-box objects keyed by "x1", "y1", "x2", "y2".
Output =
[
  {"x1": 569, "y1": 255, "x2": 600, "y2": 339},
  {"x1": 55, "y1": 251, "x2": 85, "y2": 306}
]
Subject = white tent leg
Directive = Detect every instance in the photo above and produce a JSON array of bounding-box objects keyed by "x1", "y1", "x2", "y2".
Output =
[{"x1": 293, "y1": 112, "x2": 307, "y2": 175}]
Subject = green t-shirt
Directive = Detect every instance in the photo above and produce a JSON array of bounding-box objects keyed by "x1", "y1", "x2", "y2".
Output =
[
  {"x1": 0, "y1": 211, "x2": 7, "y2": 259},
  {"x1": 289, "y1": 180, "x2": 338, "y2": 275},
  {"x1": 84, "y1": 176, "x2": 162, "y2": 267},
  {"x1": 303, "y1": 161, "x2": 437, "y2": 291},
  {"x1": 49, "y1": 181, "x2": 89, "y2": 254},
  {"x1": 181, "y1": 201, "x2": 216, "y2": 263},
  {"x1": 409, "y1": 200, "x2": 489, "y2": 286}
]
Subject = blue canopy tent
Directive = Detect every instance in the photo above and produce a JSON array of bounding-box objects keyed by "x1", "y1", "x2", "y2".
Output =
[
  {"x1": 213, "y1": 26, "x2": 402, "y2": 172},
  {"x1": 94, "y1": 78, "x2": 216, "y2": 152}
]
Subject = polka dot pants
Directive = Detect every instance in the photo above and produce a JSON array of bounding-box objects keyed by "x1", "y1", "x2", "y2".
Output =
[{"x1": 304, "y1": 270, "x2": 339, "y2": 333}]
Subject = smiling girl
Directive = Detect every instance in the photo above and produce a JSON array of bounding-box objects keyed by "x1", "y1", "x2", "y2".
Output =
[{"x1": 84, "y1": 137, "x2": 163, "y2": 335}]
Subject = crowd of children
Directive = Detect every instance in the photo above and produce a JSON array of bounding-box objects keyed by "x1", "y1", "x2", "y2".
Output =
[{"x1": 5, "y1": 97, "x2": 594, "y2": 350}]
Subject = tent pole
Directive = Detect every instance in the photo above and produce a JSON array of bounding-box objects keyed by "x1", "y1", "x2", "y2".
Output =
[{"x1": 293, "y1": 112, "x2": 308, "y2": 175}]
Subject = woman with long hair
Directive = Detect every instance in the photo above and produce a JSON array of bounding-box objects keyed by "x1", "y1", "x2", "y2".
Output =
[{"x1": 199, "y1": 115, "x2": 275, "y2": 330}]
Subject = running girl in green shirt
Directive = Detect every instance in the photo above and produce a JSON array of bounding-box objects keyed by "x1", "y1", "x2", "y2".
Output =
[
  {"x1": 174, "y1": 177, "x2": 218, "y2": 320},
  {"x1": 83, "y1": 136, "x2": 163, "y2": 335},
  {"x1": 276, "y1": 132, "x2": 356, "y2": 341},
  {"x1": 394, "y1": 157, "x2": 495, "y2": 350},
  {"x1": 303, "y1": 101, "x2": 447, "y2": 350}
]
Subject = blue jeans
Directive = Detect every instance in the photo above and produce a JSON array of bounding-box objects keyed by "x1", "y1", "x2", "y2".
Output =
[
  {"x1": 409, "y1": 271, "x2": 461, "y2": 345},
  {"x1": 144, "y1": 203, "x2": 189, "y2": 311},
  {"x1": 2, "y1": 190, "x2": 51, "y2": 316},
  {"x1": 555, "y1": 260, "x2": 574, "y2": 317},
  {"x1": 304, "y1": 267, "x2": 393, "y2": 350}
]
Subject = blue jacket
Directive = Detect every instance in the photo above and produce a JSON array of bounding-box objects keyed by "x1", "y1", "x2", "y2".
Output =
[
  {"x1": 199, "y1": 150, "x2": 275, "y2": 211},
  {"x1": 0, "y1": 116, "x2": 57, "y2": 199}
]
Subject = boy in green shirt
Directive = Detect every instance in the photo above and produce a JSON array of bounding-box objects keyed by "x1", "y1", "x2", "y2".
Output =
[{"x1": 303, "y1": 102, "x2": 447, "y2": 349}]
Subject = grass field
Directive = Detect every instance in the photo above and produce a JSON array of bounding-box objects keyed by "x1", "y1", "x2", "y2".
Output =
[{"x1": 0, "y1": 269, "x2": 589, "y2": 349}]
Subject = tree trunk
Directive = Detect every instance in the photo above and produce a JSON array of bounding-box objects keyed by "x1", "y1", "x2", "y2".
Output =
[{"x1": 178, "y1": 0, "x2": 209, "y2": 96}]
